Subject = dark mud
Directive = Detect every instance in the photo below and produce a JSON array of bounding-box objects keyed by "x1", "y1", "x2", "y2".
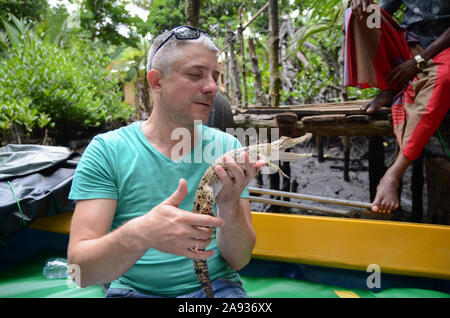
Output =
[{"x1": 249, "y1": 135, "x2": 424, "y2": 221}]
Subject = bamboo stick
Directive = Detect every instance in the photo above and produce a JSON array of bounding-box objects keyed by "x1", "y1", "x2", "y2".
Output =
[
  {"x1": 249, "y1": 187, "x2": 372, "y2": 209},
  {"x1": 242, "y1": 1, "x2": 270, "y2": 30},
  {"x1": 248, "y1": 195, "x2": 357, "y2": 216}
]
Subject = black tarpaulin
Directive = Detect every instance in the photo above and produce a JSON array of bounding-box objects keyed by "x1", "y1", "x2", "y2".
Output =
[{"x1": 0, "y1": 144, "x2": 79, "y2": 241}]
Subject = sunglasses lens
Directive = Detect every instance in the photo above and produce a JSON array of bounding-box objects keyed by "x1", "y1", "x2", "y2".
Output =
[{"x1": 174, "y1": 26, "x2": 200, "y2": 40}]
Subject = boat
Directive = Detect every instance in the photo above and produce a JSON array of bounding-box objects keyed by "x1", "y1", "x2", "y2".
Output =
[{"x1": 0, "y1": 145, "x2": 448, "y2": 298}]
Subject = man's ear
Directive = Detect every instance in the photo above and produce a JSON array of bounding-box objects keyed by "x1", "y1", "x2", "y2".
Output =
[{"x1": 147, "y1": 69, "x2": 162, "y2": 92}]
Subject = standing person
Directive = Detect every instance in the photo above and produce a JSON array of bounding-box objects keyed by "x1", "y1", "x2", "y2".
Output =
[
  {"x1": 348, "y1": 0, "x2": 450, "y2": 213},
  {"x1": 67, "y1": 26, "x2": 265, "y2": 298}
]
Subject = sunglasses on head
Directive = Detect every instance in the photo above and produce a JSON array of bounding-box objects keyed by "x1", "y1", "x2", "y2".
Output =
[{"x1": 154, "y1": 25, "x2": 211, "y2": 56}]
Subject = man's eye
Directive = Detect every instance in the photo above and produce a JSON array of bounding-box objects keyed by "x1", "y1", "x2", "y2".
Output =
[{"x1": 189, "y1": 74, "x2": 201, "y2": 77}]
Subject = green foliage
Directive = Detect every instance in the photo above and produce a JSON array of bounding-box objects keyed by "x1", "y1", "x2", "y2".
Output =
[
  {"x1": 0, "y1": 98, "x2": 52, "y2": 134},
  {"x1": 0, "y1": 16, "x2": 133, "y2": 142},
  {"x1": 80, "y1": 0, "x2": 147, "y2": 47},
  {"x1": 145, "y1": 0, "x2": 185, "y2": 34},
  {"x1": 0, "y1": 0, "x2": 48, "y2": 30}
]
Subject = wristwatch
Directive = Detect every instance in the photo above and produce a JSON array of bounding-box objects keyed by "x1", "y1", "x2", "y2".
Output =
[{"x1": 414, "y1": 54, "x2": 427, "y2": 70}]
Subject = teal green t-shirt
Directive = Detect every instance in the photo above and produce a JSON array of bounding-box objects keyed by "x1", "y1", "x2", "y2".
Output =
[{"x1": 69, "y1": 122, "x2": 249, "y2": 297}]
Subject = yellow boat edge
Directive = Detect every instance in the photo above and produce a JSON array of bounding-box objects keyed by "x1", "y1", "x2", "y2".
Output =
[{"x1": 28, "y1": 211, "x2": 450, "y2": 280}]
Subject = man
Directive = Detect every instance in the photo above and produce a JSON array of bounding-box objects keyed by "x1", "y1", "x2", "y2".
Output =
[
  {"x1": 350, "y1": 0, "x2": 450, "y2": 213},
  {"x1": 67, "y1": 26, "x2": 264, "y2": 298}
]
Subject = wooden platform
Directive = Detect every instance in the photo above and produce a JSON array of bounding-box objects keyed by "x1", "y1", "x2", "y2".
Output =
[
  {"x1": 233, "y1": 100, "x2": 394, "y2": 137},
  {"x1": 235, "y1": 100, "x2": 389, "y2": 116},
  {"x1": 233, "y1": 100, "x2": 450, "y2": 221},
  {"x1": 233, "y1": 100, "x2": 450, "y2": 137}
]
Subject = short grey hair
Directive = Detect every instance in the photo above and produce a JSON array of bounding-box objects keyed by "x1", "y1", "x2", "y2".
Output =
[{"x1": 146, "y1": 29, "x2": 219, "y2": 75}]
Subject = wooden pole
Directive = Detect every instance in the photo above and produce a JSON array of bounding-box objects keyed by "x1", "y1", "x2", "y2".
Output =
[
  {"x1": 368, "y1": 137, "x2": 386, "y2": 201},
  {"x1": 343, "y1": 136, "x2": 350, "y2": 181},
  {"x1": 185, "y1": 0, "x2": 200, "y2": 27},
  {"x1": 248, "y1": 37, "x2": 267, "y2": 105},
  {"x1": 238, "y1": 8, "x2": 248, "y2": 108},
  {"x1": 242, "y1": 1, "x2": 269, "y2": 30},
  {"x1": 249, "y1": 187, "x2": 372, "y2": 209},
  {"x1": 268, "y1": 0, "x2": 281, "y2": 107},
  {"x1": 412, "y1": 156, "x2": 424, "y2": 222},
  {"x1": 248, "y1": 196, "x2": 358, "y2": 216},
  {"x1": 225, "y1": 23, "x2": 242, "y2": 106}
]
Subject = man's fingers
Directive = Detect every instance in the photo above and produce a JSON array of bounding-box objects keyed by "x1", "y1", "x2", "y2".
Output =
[
  {"x1": 188, "y1": 212, "x2": 225, "y2": 229},
  {"x1": 185, "y1": 248, "x2": 215, "y2": 260},
  {"x1": 192, "y1": 224, "x2": 215, "y2": 240},
  {"x1": 162, "y1": 178, "x2": 188, "y2": 207},
  {"x1": 220, "y1": 155, "x2": 246, "y2": 183},
  {"x1": 188, "y1": 237, "x2": 211, "y2": 251}
]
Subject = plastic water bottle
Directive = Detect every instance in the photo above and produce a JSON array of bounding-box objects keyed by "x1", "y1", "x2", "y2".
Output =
[{"x1": 43, "y1": 257, "x2": 69, "y2": 279}]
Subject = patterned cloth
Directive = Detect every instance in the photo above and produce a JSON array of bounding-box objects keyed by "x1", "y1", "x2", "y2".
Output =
[
  {"x1": 344, "y1": 5, "x2": 411, "y2": 90},
  {"x1": 391, "y1": 48, "x2": 450, "y2": 160},
  {"x1": 380, "y1": 0, "x2": 450, "y2": 49},
  {"x1": 344, "y1": 4, "x2": 450, "y2": 161}
]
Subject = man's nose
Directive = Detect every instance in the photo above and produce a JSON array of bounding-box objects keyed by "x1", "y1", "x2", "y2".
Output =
[{"x1": 201, "y1": 75, "x2": 218, "y2": 94}]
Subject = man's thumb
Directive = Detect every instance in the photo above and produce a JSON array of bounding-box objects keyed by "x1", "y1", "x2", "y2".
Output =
[{"x1": 163, "y1": 179, "x2": 188, "y2": 207}]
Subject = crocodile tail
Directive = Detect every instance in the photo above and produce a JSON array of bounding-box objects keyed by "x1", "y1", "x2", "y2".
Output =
[{"x1": 193, "y1": 259, "x2": 214, "y2": 298}]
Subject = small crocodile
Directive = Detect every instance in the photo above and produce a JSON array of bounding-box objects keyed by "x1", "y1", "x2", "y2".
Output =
[{"x1": 191, "y1": 133, "x2": 312, "y2": 297}]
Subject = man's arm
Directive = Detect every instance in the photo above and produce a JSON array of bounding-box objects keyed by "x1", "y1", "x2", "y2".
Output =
[
  {"x1": 387, "y1": 26, "x2": 450, "y2": 85},
  {"x1": 68, "y1": 198, "x2": 147, "y2": 287},
  {"x1": 215, "y1": 198, "x2": 255, "y2": 270},
  {"x1": 213, "y1": 152, "x2": 264, "y2": 270},
  {"x1": 421, "y1": 27, "x2": 450, "y2": 61},
  {"x1": 68, "y1": 179, "x2": 224, "y2": 287}
]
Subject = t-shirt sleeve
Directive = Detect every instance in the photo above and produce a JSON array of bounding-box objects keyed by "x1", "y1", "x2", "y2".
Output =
[{"x1": 69, "y1": 136, "x2": 118, "y2": 200}]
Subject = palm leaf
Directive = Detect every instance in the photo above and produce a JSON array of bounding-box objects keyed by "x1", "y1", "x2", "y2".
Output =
[
  {"x1": 1, "y1": 19, "x2": 21, "y2": 49},
  {"x1": 43, "y1": 12, "x2": 69, "y2": 44}
]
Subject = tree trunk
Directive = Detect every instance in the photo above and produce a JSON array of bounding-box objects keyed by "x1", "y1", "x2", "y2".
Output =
[
  {"x1": 238, "y1": 8, "x2": 248, "y2": 108},
  {"x1": 340, "y1": 1, "x2": 348, "y2": 102},
  {"x1": 280, "y1": 14, "x2": 297, "y2": 104},
  {"x1": 268, "y1": 0, "x2": 281, "y2": 107},
  {"x1": 222, "y1": 49, "x2": 231, "y2": 96},
  {"x1": 185, "y1": 0, "x2": 200, "y2": 27},
  {"x1": 248, "y1": 37, "x2": 267, "y2": 105},
  {"x1": 226, "y1": 23, "x2": 242, "y2": 106},
  {"x1": 135, "y1": 72, "x2": 151, "y2": 120}
]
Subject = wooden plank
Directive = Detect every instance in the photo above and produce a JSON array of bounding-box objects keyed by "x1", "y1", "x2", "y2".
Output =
[
  {"x1": 234, "y1": 116, "x2": 394, "y2": 136},
  {"x1": 234, "y1": 100, "x2": 391, "y2": 117}
]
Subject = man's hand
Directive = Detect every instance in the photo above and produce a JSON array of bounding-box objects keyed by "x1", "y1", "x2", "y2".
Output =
[
  {"x1": 351, "y1": 0, "x2": 374, "y2": 20},
  {"x1": 386, "y1": 58, "x2": 421, "y2": 86},
  {"x1": 131, "y1": 178, "x2": 224, "y2": 260},
  {"x1": 214, "y1": 152, "x2": 265, "y2": 213},
  {"x1": 213, "y1": 152, "x2": 264, "y2": 270}
]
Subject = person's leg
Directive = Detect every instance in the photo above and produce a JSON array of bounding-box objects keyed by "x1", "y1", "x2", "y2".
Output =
[
  {"x1": 401, "y1": 49, "x2": 450, "y2": 161},
  {"x1": 371, "y1": 152, "x2": 412, "y2": 213},
  {"x1": 373, "y1": 48, "x2": 450, "y2": 213}
]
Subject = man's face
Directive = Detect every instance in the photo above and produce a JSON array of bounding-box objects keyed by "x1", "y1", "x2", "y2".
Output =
[{"x1": 159, "y1": 42, "x2": 219, "y2": 127}]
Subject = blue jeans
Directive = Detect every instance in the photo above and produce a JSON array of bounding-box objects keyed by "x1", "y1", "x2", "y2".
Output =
[{"x1": 105, "y1": 278, "x2": 247, "y2": 298}]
